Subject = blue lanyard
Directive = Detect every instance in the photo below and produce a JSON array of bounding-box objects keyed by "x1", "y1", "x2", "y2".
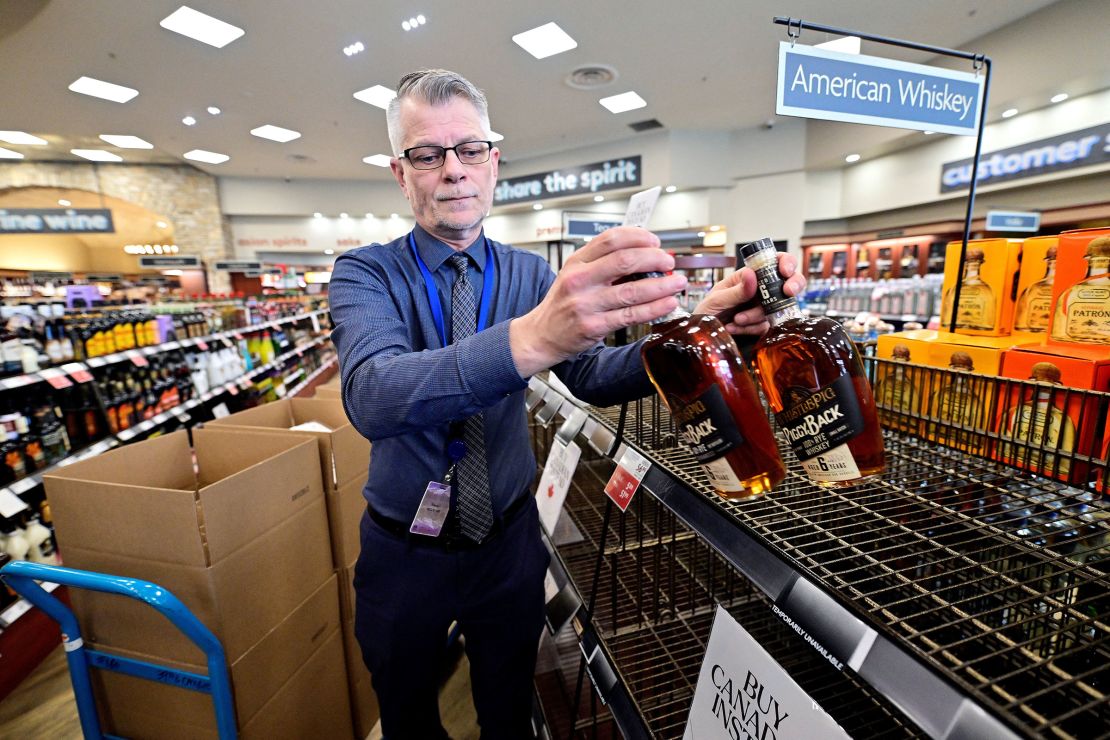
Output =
[{"x1": 409, "y1": 231, "x2": 495, "y2": 348}]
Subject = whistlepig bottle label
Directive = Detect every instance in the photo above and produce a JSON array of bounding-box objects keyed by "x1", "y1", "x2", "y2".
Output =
[
  {"x1": 669, "y1": 385, "x2": 746, "y2": 491},
  {"x1": 776, "y1": 376, "x2": 865, "y2": 482}
]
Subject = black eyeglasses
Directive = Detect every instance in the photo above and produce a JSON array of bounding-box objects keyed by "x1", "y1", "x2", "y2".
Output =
[{"x1": 402, "y1": 140, "x2": 493, "y2": 170}]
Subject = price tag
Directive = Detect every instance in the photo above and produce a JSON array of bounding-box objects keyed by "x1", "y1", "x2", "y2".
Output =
[
  {"x1": 0, "y1": 375, "x2": 34, "y2": 390},
  {"x1": 275, "y1": 383, "x2": 287, "y2": 398},
  {"x1": 604, "y1": 445, "x2": 650, "y2": 512},
  {"x1": 127, "y1": 351, "x2": 149, "y2": 368},
  {"x1": 9, "y1": 477, "x2": 39, "y2": 496},
  {"x1": 212, "y1": 402, "x2": 231, "y2": 419},
  {"x1": 239, "y1": 377, "x2": 252, "y2": 390},
  {"x1": 86, "y1": 357, "x2": 106, "y2": 368},
  {"x1": 39, "y1": 369, "x2": 73, "y2": 389},
  {"x1": 61, "y1": 362, "x2": 94, "y2": 383},
  {"x1": 311, "y1": 313, "x2": 321, "y2": 333},
  {"x1": 1, "y1": 488, "x2": 32, "y2": 518},
  {"x1": 535, "y1": 440, "x2": 582, "y2": 534},
  {"x1": 227, "y1": 383, "x2": 239, "y2": 396},
  {"x1": 142, "y1": 346, "x2": 159, "y2": 356},
  {"x1": 196, "y1": 340, "x2": 208, "y2": 351},
  {"x1": 233, "y1": 332, "x2": 244, "y2": 341}
]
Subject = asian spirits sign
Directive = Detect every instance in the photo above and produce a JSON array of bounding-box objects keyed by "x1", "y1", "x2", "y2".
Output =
[{"x1": 777, "y1": 42, "x2": 983, "y2": 136}]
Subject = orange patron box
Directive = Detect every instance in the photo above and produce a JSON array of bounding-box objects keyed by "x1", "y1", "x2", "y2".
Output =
[
  {"x1": 995, "y1": 343, "x2": 1110, "y2": 484},
  {"x1": 940, "y1": 238, "x2": 1022, "y2": 336},
  {"x1": 1049, "y1": 228, "x2": 1110, "y2": 346},
  {"x1": 1013, "y1": 235, "x2": 1059, "y2": 334}
]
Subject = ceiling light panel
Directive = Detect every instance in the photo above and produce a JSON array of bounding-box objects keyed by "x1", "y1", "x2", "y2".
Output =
[
  {"x1": 599, "y1": 91, "x2": 647, "y2": 114},
  {"x1": 512, "y1": 22, "x2": 577, "y2": 59},
  {"x1": 160, "y1": 6, "x2": 245, "y2": 48},
  {"x1": 0, "y1": 131, "x2": 48, "y2": 146},
  {"x1": 251, "y1": 124, "x2": 302, "y2": 143},
  {"x1": 353, "y1": 85, "x2": 396, "y2": 109},
  {"x1": 362, "y1": 154, "x2": 392, "y2": 167},
  {"x1": 71, "y1": 149, "x2": 123, "y2": 162},
  {"x1": 99, "y1": 134, "x2": 153, "y2": 149},
  {"x1": 68, "y1": 76, "x2": 138, "y2": 103},
  {"x1": 0, "y1": 148, "x2": 24, "y2": 159},
  {"x1": 183, "y1": 149, "x2": 229, "y2": 164}
]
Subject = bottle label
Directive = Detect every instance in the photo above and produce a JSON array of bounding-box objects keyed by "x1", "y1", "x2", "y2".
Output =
[
  {"x1": 668, "y1": 385, "x2": 744, "y2": 465},
  {"x1": 701, "y1": 456, "x2": 744, "y2": 492},
  {"x1": 776, "y1": 375, "x2": 865, "y2": 463},
  {"x1": 800, "y1": 443, "x2": 862, "y2": 482},
  {"x1": 751, "y1": 263, "x2": 797, "y2": 315}
]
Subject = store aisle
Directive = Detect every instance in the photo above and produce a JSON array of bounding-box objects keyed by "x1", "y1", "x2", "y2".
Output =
[{"x1": 0, "y1": 643, "x2": 480, "y2": 739}]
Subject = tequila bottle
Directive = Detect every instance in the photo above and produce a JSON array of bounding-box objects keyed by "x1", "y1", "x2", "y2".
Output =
[
  {"x1": 1001, "y1": 362, "x2": 1077, "y2": 477},
  {"x1": 1014, "y1": 246, "x2": 1057, "y2": 332},
  {"x1": 928, "y1": 351, "x2": 984, "y2": 449},
  {"x1": 1050, "y1": 237, "x2": 1110, "y2": 343},
  {"x1": 874, "y1": 344, "x2": 919, "y2": 432},
  {"x1": 940, "y1": 248, "x2": 995, "y2": 330}
]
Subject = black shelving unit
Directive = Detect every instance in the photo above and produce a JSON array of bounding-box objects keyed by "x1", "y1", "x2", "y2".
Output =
[{"x1": 527, "y1": 367, "x2": 1109, "y2": 739}]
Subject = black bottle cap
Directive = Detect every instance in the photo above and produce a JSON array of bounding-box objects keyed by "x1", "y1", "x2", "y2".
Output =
[{"x1": 739, "y1": 237, "x2": 776, "y2": 260}]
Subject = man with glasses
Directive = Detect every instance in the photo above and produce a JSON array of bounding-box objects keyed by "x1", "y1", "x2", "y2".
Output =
[{"x1": 329, "y1": 68, "x2": 803, "y2": 739}]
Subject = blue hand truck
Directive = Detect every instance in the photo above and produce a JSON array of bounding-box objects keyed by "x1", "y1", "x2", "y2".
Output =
[{"x1": 1, "y1": 560, "x2": 237, "y2": 739}]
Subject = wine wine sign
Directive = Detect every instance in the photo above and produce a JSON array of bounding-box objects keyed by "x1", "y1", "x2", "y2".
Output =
[{"x1": 683, "y1": 606, "x2": 849, "y2": 740}]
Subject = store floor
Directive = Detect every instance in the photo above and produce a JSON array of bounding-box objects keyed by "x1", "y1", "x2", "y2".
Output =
[{"x1": 0, "y1": 642, "x2": 480, "y2": 739}]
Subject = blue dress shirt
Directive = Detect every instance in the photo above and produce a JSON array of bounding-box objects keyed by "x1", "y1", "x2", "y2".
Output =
[{"x1": 329, "y1": 224, "x2": 654, "y2": 522}]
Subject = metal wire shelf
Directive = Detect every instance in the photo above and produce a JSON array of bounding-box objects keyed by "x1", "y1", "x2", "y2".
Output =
[{"x1": 575, "y1": 374, "x2": 1109, "y2": 738}]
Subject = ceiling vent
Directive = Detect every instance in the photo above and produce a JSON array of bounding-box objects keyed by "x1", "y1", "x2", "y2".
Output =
[
  {"x1": 565, "y1": 64, "x2": 618, "y2": 90},
  {"x1": 628, "y1": 118, "x2": 664, "y2": 132}
]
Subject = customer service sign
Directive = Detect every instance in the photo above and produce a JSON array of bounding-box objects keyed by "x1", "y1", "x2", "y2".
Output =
[{"x1": 777, "y1": 42, "x2": 983, "y2": 135}]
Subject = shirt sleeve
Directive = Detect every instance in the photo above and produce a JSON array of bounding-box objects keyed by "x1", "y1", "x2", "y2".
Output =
[{"x1": 329, "y1": 251, "x2": 527, "y2": 442}]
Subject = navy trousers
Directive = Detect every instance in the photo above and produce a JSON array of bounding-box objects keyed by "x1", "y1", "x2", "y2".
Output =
[{"x1": 353, "y1": 498, "x2": 550, "y2": 740}]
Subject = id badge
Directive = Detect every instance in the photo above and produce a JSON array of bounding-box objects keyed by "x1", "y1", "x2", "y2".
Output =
[{"x1": 410, "y1": 481, "x2": 452, "y2": 536}]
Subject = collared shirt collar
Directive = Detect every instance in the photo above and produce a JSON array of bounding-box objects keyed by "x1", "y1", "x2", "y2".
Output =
[{"x1": 411, "y1": 223, "x2": 488, "y2": 273}]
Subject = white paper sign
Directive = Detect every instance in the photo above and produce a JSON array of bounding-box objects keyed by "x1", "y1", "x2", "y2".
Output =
[
  {"x1": 535, "y1": 439, "x2": 582, "y2": 534},
  {"x1": 622, "y1": 185, "x2": 662, "y2": 228},
  {"x1": 212, "y1": 403, "x2": 231, "y2": 419},
  {"x1": 684, "y1": 606, "x2": 850, "y2": 740}
]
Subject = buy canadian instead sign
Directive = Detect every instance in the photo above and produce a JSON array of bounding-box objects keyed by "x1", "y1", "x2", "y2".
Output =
[
  {"x1": 684, "y1": 606, "x2": 849, "y2": 740},
  {"x1": 777, "y1": 42, "x2": 983, "y2": 135}
]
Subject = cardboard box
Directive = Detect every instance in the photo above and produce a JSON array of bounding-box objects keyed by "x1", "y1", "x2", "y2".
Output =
[
  {"x1": 44, "y1": 429, "x2": 333, "y2": 663},
  {"x1": 314, "y1": 386, "x2": 343, "y2": 401},
  {"x1": 92, "y1": 575, "x2": 344, "y2": 735},
  {"x1": 940, "y1": 239, "x2": 1022, "y2": 336},
  {"x1": 996, "y1": 343, "x2": 1110, "y2": 483},
  {"x1": 208, "y1": 398, "x2": 371, "y2": 568},
  {"x1": 1049, "y1": 228, "x2": 1110, "y2": 346},
  {"x1": 338, "y1": 558, "x2": 380, "y2": 737},
  {"x1": 95, "y1": 628, "x2": 352, "y2": 739},
  {"x1": 1013, "y1": 236, "x2": 1059, "y2": 334},
  {"x1": 873, "y1": 338, "x2": 926, "y2": 434}
]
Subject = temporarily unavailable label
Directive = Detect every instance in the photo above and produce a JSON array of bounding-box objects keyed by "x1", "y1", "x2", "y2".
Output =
[
  {"x1": 604, "y1": 446, "x2": 650, "y2": 512},
  {"x1": 535, "y1": 439, "x2": 582, "y2": 534},
  {"x1": 669, "y1": 385, "x2": 744, "y2": 464},
  {"x1": 776, "y1": 376, "x2": 864, "y2": 462},
  {"x1": 683, "y1": 606, "x2": 850, "y2": 740}
]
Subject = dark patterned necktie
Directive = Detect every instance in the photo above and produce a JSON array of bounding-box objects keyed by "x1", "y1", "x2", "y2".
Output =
[{"x1": 448, "y1": 253, "x2": 495, "y2": 542}]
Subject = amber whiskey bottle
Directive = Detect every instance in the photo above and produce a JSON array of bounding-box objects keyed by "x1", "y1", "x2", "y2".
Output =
[
  {"x1": 641, "y1": 305, "x2": 785, "y2": 500},
  {"x1": 741, "y1": 238, "x2": 885, "y2": 487}
]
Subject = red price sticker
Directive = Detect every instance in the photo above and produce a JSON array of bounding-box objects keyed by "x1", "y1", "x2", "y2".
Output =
[
  {"x1": 127, "y1": 351, "x2": 149, "y2": 368},
  {"x1": 196, "y1": 340, "x2": 209, "y2": 351},
  {"x1": 61, "y1": 363, "x2": 94, "y2": 383},
  {"x1": 227, "y1": 383, "x2": 239, "y2": 396},
  {"x1": 40, "y1": 369, "x2": 74, "y2": 389},
  {"x1": 604, "y1": 446, "x2": 651, "y2": 512}
]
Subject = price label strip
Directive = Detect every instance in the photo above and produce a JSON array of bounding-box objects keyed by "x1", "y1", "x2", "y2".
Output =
[
  {"x1": 604, "y1": 445, "x2": 651, "y2": 512},
  {"x1": 39, "y1": 368, "x2": 73, "y2": 389},
  {"x1": 61, "y1": 362, "x2": 94, "y2": 383}
]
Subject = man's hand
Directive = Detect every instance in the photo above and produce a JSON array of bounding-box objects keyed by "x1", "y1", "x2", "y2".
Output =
[
  {"x1": 694, "y1": 253, "x2": 806, "y2": 336},
  {"x1": 510, "y1": 226, "x2": 687, "y2": 378}
]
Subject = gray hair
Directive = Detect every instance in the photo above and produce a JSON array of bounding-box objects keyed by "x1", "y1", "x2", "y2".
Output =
[{"x1": 386, "y1": 69, "x2": 492, "y2": 157}]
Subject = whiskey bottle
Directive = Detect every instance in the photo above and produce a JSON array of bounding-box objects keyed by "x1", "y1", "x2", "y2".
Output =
[
  {"x1": 940, "y1": 248, "x2": 995, "y2": 330},
  {"x1": 1000, "y1": 362, "x2": 1077, "y2": 478},
  {"x1": 1050, "y1": 236, "x2": 1110, "y2": 343},
  {"x1": 741, "y1": 238, "x2": 885, "y2": 487},
  {"x1": 927, "y1": 351, "x2": 984, "y2": 449},
  {"x1": 641, "y1": 301, "x2": 786, "y2": 500},
  {"x1": 874, "y1": 344, "x2": 919, "y2": 432},
  {"x1": 1014, "y1": 246, "x2": 1057, "y2": 332}
]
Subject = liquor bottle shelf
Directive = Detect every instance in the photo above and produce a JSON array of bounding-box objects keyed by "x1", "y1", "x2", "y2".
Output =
[
  {"x1": 527, "y1": 374, "x2": 1108, "y2": 739},
  {"x1": 0, "y1": 335, "x2": 332, "y2": 516},
  {"x1": 0, "y1": 308, "x2": 329, "y2": 391}
]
